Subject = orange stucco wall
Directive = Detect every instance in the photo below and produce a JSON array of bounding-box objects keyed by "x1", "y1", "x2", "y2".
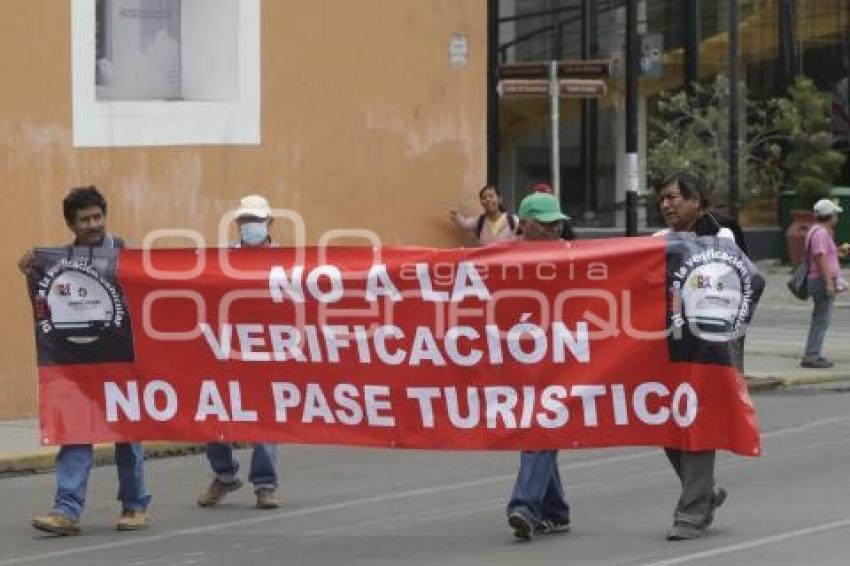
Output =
[{"x1": 0, "y1": 0, "x2": 488, "y2": 418}]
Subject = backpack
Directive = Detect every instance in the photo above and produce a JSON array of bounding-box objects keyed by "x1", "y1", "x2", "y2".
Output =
[
  {"x1": 787, "y1": 225, "x2": 821, "y2": 300},
  {"x1": 476, "y1": 213, "x2": 517, "y2": 238}
]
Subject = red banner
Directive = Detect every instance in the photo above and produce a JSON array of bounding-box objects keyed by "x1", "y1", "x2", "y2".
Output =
[{"x1": 32, "y1": 237, "x2": 762, "y2": 455}]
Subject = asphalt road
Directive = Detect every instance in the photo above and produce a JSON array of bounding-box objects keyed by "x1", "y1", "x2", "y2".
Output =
[{"x1": 1, "y1": 383, "x2": 849, "y2": 566}]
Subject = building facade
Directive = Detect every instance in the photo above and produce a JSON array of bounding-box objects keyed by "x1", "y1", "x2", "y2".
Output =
[{"x1": 1, "y1": 0, "x2": 488, "y2": 418}]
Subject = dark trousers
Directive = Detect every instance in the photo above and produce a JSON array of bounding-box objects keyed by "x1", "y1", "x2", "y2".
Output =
[{"x1": 664, "y1": 448, "x2": 715, "y2": 526}]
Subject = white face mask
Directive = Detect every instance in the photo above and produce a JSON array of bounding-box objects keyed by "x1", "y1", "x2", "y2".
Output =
[{"x1": 239, "y1": 221, "x2": 269, "y2": 246}]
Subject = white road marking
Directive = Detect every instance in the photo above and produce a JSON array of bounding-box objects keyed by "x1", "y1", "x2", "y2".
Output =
[
  {"x1": 636, "y1": 518, "x2": 850, "y2": 566},
  {"x1": 762, "y1": 417, "x2": 849, "y2": 438}
]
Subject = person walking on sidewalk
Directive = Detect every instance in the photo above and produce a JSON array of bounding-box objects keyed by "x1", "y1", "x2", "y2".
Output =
[
  {"x1": 505, "y1": 192, "x2": 572, "y2": 542},
  {"x1": 653, "y1": 170, "x2": 740, "y2": 541},
  {"x1": 448, "y1": 185, "x2": 518, "y2": 245},
  {"x1": 18, "y1": 186, "x2": 152, "y2": 536},
  {"x1": 197, "y1": 194, "x2": 281, "y2": 510},
  {"x1": 800, "y1": 199, "x2": 850, "y2": 369}
]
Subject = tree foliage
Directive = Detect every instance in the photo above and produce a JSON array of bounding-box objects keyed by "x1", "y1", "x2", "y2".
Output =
[
  {"x1": 773, "y1": 76, "x2": 846, "y2": 208},
  {"x1": 648, "y1": 75, "x2": 784, "y2": 206}
]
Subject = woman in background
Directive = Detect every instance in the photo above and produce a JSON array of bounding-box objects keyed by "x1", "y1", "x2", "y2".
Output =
[
  {"x1": 449, "y1": 185, "x2": 518, "y2": 245},
  {"x1": 801, "y1": 199, "x2": 850, "y2": 368}
]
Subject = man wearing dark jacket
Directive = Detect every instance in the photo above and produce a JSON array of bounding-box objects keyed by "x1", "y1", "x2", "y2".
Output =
[
  {"x1": 653, "y1": 170, "x2": 747, "y2": 541},
  {"x1": 19, "y1": 186, "x2": 151, "y2": 536}
]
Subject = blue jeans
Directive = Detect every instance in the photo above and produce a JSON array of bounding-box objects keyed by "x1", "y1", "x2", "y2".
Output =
[
  {"x1": 206, "y1": 443, "x2": 278, "y2": 491},
  {"x1": 804, "y1": 277, "x2": 835, "y2": 358},
  {"x1": 506, "y1": 450, "x2": 570, "y2": 524},
  {"x1": 54, "y1": 443, "x2": 150, "y2": 520}
]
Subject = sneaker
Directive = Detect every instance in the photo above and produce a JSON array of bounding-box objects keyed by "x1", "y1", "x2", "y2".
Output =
[
  {"x1": 197, "y1": 478, "x2": 243, "y2": 507},
  {"x1": 508, "y1": 511, "x2": 535, "y2": 541},
  {"x1": 255, "y1": 488, "x2": 280, "y2": 509},
  {"x1": 666, "y1": 522, "x2": 704, "y2": 541},
  {"x1": 801, "y1": 357, "x2": 834, "y2": 368},
  {"x1": 116, "y1": 509, "x2": 150, "y2": 531},
  {"x1": 538, "y1": 518, "x2": 571, "y2": 534},
  {"x1": 31, "y1": 512, "x2": 80, "y2": 536}
]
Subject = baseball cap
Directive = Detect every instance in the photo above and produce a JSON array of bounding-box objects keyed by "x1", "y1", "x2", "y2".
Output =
[
  {"x1": 518, "y1": 192, "x2": 569, "y2": 222},
  {"x1": 813, "y1": 198, "x2": 843, "y2": 216},
  {"x1": 528, "y1": 182, "x2": 554, "y2": 194},
  {"x1": 236, "y1": 194, "x2": 271, "y2": 219}
]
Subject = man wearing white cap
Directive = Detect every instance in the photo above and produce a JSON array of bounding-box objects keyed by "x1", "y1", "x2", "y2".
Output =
[
  {"x1": 233, "y1": 194, "x2": 274, "y2": 247},
  {"x1": 197, "y1": 194, "x2": 280, "y2": 509},
  {"x1": 801, "y1": 198, "x2": 850, "y2": 368}
]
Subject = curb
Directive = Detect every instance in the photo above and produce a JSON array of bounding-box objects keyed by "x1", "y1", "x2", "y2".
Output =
[
  {"x1": 745, "y1": 376, "x2": 785, "y2": 392},
  {"x1": 746, "y1": 372, "x2": 850, "y2": 392},
  {"x1": 0, "y1": 442, "x2": 205, "y2": 475}
]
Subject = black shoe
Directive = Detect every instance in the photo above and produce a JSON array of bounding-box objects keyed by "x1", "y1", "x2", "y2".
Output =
[
  {"x1": 538, "y1": 518, "x2": 571, "y2": 534},
  {"x1": 666, "y1": 522, "x2": 704, "y2": 541},
  {"x1": 508, "y1": 511, "x2": 535, "y2": 541},
  {"x1": 801, "y1": 357, "x2": 834, "y2": 368}
]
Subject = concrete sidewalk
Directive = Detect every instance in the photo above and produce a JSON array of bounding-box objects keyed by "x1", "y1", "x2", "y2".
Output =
[
  {"x1": 2, "y1": 263, "x2": 848, "y2": 475},
  {"x1": 743, "y1": 262, "x2": 850, "y2": 390},
  {"x1": 0, "y1": 429, "x2": 204, "y2": 476}
]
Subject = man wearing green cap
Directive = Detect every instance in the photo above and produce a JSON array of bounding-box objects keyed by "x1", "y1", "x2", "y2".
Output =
[
  {"x1": 506, "y1": 192, "x2": 572, "y2": 541},
  {"x1": 516, "y1": 191, "x2": 571, "y2": 241}
]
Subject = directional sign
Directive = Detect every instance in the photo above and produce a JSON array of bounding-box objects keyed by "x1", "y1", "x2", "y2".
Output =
[
  {"x1": 498, "y1": 78, "x2": 607, "y2": 98},
  {"x1": 499, "y1": 59, "x2": 611, "y2": 80}
]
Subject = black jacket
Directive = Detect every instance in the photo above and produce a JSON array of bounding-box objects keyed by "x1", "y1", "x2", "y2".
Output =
[{"x1": 693, "y1": 211, "x2": 748, "y2": 255}]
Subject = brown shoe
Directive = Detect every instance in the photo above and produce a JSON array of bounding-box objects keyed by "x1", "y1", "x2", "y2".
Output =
[
  {"x1": 117, "y1": 509, "x2": 150, "y2": 531},
  {"x1": 197, "y1": 478, "x2": 243, "y2": 507},
  {"x1": 32, "y1": 512, "x2": 81, "y2": 536},
  {"x1": 256, "y1": 488, "x2": 280, "y2": 509}
]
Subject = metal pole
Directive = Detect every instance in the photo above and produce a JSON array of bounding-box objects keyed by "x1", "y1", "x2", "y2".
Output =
[
  {"x1": 625, "y1": 0, "x2": 639, "y2": 236},
  {"x1": 779, "y1": 0, "x2": 797, "y2": 89},
  {"x1": 487, "y1": 0, "x2": 499, "y2": 186},
  {"x1": 683, "y1": 0, "x2": 700, "y2": 95},
  {"x1": 728, "y1": 0, "x2": 739, "y2": 218},
  {"x1": 581, "y1": 0, "x2": 598, "y2": 222},
  {"x1": 549, "y1": 60, "x2": 561, "y2": 200}
]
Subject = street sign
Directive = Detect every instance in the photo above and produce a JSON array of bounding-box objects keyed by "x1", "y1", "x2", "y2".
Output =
[
  {"x1": 498, "y1": 78, "x2": 607, "y2": 98},
  {"x1": 499, "y1": 59, "x2": 611, "y2": 80}
]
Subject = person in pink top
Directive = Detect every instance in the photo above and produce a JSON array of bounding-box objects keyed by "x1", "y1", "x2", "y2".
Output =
[
  {"x1": 801, "y1": 198, "x2": 850, "y2": 368},
  {"x1": 448, "y1": 185, "x2": 518, "y2": 245}
]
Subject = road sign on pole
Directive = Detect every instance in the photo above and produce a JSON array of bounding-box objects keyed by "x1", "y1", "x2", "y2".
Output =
[
  {"x1": 496, "y1": 58, "x2": 611, "y2": 204},
  {"x1": 497, "y1": 78, "x2": 607, "y2": 98},
  {"x1": 499, "y1": 59, "x2": 611, "y2": 80},
  {"x1": 498, "y1": 58, "x2": 609, "y2": 98}
]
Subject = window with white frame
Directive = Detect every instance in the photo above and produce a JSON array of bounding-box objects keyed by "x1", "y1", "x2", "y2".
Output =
[{"x1": 73, "y1": 0, "x2": 260, "y2": 146}]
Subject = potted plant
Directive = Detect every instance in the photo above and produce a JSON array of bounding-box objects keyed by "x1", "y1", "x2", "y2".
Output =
[{"x1": 774, "y1": 76, "x2": 846, "y2": 263}]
